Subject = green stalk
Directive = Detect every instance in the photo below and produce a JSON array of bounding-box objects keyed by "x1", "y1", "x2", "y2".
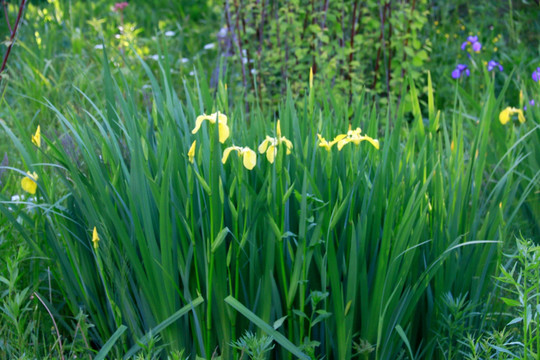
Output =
[{"x1": 524, "y1": 265, "x2": 528, "y2": 360}]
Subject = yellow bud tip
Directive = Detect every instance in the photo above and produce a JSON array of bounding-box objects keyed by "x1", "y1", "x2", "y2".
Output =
[
  {"x1": 309, "y1": 67, "x2": 313, "y2": 89},
  {"x1": 32, "y1": 125, "x2": 41, "y2": 148},
  {"x1": 188, "y1": 140, "x2": 196, "y2": 163},
  {"x1": 92, "y1": 227, "x2": 100, "y2": 250}
]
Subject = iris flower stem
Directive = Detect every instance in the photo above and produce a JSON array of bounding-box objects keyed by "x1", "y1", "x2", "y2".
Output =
[
  {"x1": 230, "y1": 169, "x2": 244, "y2": 359},
  {"x1": 206, "y1": 127, "x2": 217, "y2": 358},
  {"x1": 523, "y1": 267, "x2": 528, "y2": 360},
  {"x1": 275, "y1": 153, "x2": 294, "y2": 349},
  {"x1": 190, "y1": 195, "x2": 202, "y2": 296}
]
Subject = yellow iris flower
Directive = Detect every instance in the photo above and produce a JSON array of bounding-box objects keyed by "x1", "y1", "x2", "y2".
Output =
[
  {"x1": 92, "y1": 227, "x2": 100, "y2": 250},
  {"x1": 317, "y1": 133, "x2": 346, "y2": 151},
  {"x1": 319, "y1": 127, "x2": 379, "y2": 151},
  {"x1": 336, "y1": 127, "x2": 380, "y2": 150},
  {"x1": 21, "y1": 171, "x2": 38, "y2": 194},
  {"x1": 188, "y1": 140, "x2": 196, "y2": 163},
  {"x1": 499, "y1": 107, "x2": 526, "y2": 125},
  {"x1": 222, "y1": 145, "x2": 257, "y2": 170},
  {"x1": 258, "y1": 120, "x2": 293, "y2": 164},
  {"x1": 192, "y1": 112, "x2": 230, "y2": 143},
  {"x1": 32, "y1": 125, "x2": 41, "y2": 147}
]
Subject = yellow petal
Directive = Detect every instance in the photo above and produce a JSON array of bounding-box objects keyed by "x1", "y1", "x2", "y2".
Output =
[
  {"x1": 192, "y1": 115, "x2": 207, "y2": 134},
  {"x1": 332, "y1": 134, "x2": 347, "y2": 142},
  {"x1": 218, "y1": 123, "x2": 230, "y2": 143},
  {"x1": 309, "y1": 67, "x2": 313, "y2": 89},
  {"x1": 317, "y1": 134, "x2": 332, "y2": 151},
  {"x1": 222, "y1": 146, "x2": 239, "y2": 164},
  {"x1": 92, "y1": 227, "x2": 100, "y2": 250},
  {"x1": 499, "y1": 107, "x2": 511, "y2": 125},
  {"x1": 21, "y1": 171, "x2": 38, "y2": 194},
  {"x1": 337, "y1": 139, "x2": 349, "y2": 151},
  {"x1": 276, "y1": 120, "x2": 282, "y2": 138},
  {"x1": 258, "y1": 137, "x2": 272, "y2": 154},
  {"x1": 266, "y1": 145, "x2": 276, "y2": 164},
  {"x1": 282, "y1": 137, "x2": 293, "y2": 154},
  {"x1": 517, "y1": 109, "x2": 526, "y2": 124},
  {"x1": 210, "y1": 112, "x2": 228, "y2": 125},
  {"x1": 32, "y1": 125, "x2": 41, "y2": 148},
  {"x1": 362, "y1": 135, "x2": 380, "y2": 150},
  {"x1": 188, "y1": 140, "x2": 196, "y2": 163},
  {"x1": 242, "y1": 148, "x2": 257, "y2": 170}
]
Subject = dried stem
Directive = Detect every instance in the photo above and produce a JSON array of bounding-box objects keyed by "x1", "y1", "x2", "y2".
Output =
[
  {"x1": 0, "y1": 0, "x2": 27, "y2": 81},
  {"x1": 34, "y1": 292, "x2": 65, "y2": 360},
  {"x1": 3, "y1": 1, "x2": 12, "y2": 34},
  {"x1": 232, "y1": 0, "x2": 247, "y2": 89},
  {"x1": 400, "y1": 0, "x2": 416, "y2": 79},
  {"x1": 371, "y1": 0, "x2": 388, "y2": 91},
  {"x1": 348, "y1": 0, "x2": 360, "y2": 103},
  {"x1": 386, "y1": 1, "x2": 392, "y2": 95}
]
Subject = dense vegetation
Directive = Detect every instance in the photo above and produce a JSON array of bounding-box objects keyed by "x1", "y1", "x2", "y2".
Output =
[{"x1": 0, "y1": 0, "x2": 539, "y2": 359}]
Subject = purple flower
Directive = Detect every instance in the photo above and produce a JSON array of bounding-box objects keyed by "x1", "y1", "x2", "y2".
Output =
[
  {"x1": 532, "y1": 67, "x2": 540, "y2": 82},
  {"x1": 461, "y1": 35, "x2": 482, "y2": 52},
  {"x1": 487, "y1": 60, "x2": 503, "y2": 72},
  {"x1": 530, "y1": 99, "x2": 536, "y2": 106},
  {"x1": 452, "y1": 64, "x2": 470, "y2": 79}
]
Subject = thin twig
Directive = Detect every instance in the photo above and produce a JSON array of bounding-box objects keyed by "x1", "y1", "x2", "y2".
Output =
[
  {"x1": 385, "y1": 1, "x2": 392, "y2": 95},
  {"x1": 0, "y1": 0, "x2": 26, "y2": 81},
  {"x1": 371, "y1": 0, "x2": 388, "y2": 91},
  {"x1": 400, "y1": 0, "x2": 416, "y2": 79},
  {"x1": 348, "y1": 0, "x2": 360, "y2": 104},
  {"x1": 2, "y1": 1, "x2": 12, "y2": 34},
  {"x1": 232, "y1": 0, "x2": 247, "y2": 89},
  {"x1": 34, "y1": 292, "x2": 65, "y2": 360}
]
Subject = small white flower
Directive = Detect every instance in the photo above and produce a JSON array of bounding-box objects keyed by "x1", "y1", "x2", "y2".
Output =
[
  {"x1": 189, "y1": 71, "x2": 195, "y2": 76},
  {"x1": 203, "y1": 43, "x2": 215, "y2": 50},
  {"x1": 181, "y1": 58, "x2": 189, "y2": 63},
  {"x1": 11, "y1": 195, "x2": 22, "y2": 202},
  {"x1": 94, "y1": 44, "x2": 104, "y2": 49},
  {"x1": 165, "y1": 31, "x2": 175, "y2": 37},
  {"x1": 250, "y1": 68, "x2": 258, "y2": 75}
]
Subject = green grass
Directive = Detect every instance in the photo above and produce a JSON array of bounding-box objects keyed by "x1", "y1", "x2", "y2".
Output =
[{"x1": 0, "y1": 0, "x2": 539, "y2": 359}]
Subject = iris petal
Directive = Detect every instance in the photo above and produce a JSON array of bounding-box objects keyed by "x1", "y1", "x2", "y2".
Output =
[
  {"x1": 258, "y1": 137, "x2": 272, "y2": 154},
  {"x1": 222, "y1": 146, "x2": 238, "y2": 164},
  {"x1": 499, "y1": 107, "x2": 511, "y2": 125},
  {"x1": 266, "y1": 145, "x2": 277, "y2": 163},
  {"x1": 242, "y1": 148, "x2": 257, "y2": 170},
  {"x1": 217, "y1": 123, "x2": 230, "y2": 143}
]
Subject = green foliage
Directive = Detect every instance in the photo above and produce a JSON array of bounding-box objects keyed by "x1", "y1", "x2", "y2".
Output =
[
  {"x1": 222, "y1": 0, "x2": 431, "y2": 108},
  {"x1": 231, "y1": 331, "x2": 274, "y2": 360},
  {"x1": 0, "y1": 1, "x2": 539, "y2": 359},
  {"x1": 456, "y1": 236, "x2": 540, "y2": 360},
  {"x1": 1, "y1": 45, "x2": 535, "y2": 358}
]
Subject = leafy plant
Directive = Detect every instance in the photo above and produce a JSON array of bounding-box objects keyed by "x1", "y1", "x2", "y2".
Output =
[{"x1": 221, "y1": 0, "x2": 431, "y2": 108}]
